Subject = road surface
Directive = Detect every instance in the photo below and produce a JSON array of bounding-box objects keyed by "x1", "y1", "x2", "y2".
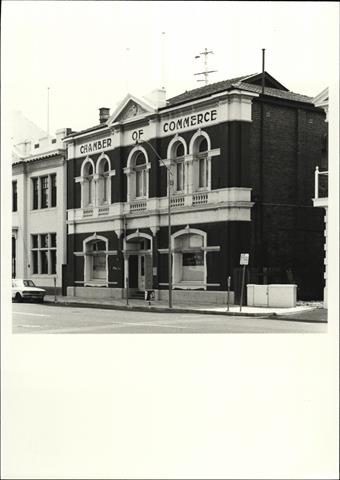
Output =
[{"x1": 12, "y1": 303, "x2": 327, "y2": 334}]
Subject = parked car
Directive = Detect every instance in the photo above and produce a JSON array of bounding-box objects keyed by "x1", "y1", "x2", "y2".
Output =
[{"x1": 12, "y1": 279, "x2": 46, "y2": 303}]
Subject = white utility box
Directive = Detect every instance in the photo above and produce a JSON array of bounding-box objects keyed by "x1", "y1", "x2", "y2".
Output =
[
  {"x1": 247, "y1": 284, "x2": 269, "y2": 307},
  {"x1": 268, "y1": 284, "x2": 297, "y2": 308},
  {"x1": 247, "y1": 284, "x2": 297, "y2": 308}
]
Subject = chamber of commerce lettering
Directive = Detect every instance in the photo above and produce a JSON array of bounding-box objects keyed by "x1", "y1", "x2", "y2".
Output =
[
  {"x1": 163, "y1": 109, "x2": 217, "y2": 133},
  {"x1": 80, "y1": 138, "x2": 112, "y2": 154}
]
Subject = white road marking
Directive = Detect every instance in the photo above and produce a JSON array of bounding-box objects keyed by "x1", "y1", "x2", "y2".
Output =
[
  {"x1": 13, "y1": 312, "x2": 50, "y2": 317},
  {"x1": 17, "y1": 324, "x2": 42, "y2": 328},
  {"x1": 119, "y1": 321, "x2": 191, "y2": 329}
]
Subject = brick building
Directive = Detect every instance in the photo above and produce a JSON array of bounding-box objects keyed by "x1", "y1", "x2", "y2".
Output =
[{"x1": 63, "y1": 72, "x2": 327, "y2": 302}]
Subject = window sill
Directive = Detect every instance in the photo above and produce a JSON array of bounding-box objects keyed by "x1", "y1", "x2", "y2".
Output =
[
  {"x1": 31, "y1": 274, "x2": 57, "y2": 277},
  {"x1": 31, "y1": 207, "x2": 57, "y2": 212},
  {"x1": 84, "y1": 282, "x2": 108, "y2": 288},
  {"x1": 173, "y1": 282, "x2": 206, "y2": 290}
]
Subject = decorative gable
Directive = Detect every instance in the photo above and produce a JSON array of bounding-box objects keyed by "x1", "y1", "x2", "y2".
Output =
[
  {"x1": 108, "y1": 94, "x2": 156, "y2": 125},
  {"x1": 115, "y1": 100, "x2": 148, "y2": 122}
]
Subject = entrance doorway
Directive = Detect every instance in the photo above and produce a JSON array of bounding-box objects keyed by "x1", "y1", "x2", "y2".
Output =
[{"x1": 125, "y1": 234, "x2": 153, "y2": 296}]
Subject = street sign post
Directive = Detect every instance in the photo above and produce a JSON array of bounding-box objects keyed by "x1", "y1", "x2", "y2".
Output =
[
  {"x1": 226, "y1": 275, "x2": 231, "y2": 311},
  {"x1": 239, "y1": 253, "x2": 249, "y2": 312},
  {"x1": 240, "y1": 253, "x2": 249, "y2": 266}
]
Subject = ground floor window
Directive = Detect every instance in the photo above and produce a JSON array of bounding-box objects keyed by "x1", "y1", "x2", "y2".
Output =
[
  {"x1": 173, "y1": 230, "x2": 206, "y2": 287},
  {"x1": 84, "y1": 238, "x2": 108, "y2": 285},
  {"x1": 31, "y1": 233, "x2": 57, "y2": 275}
]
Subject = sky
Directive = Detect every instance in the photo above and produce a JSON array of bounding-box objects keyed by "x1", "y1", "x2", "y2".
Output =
[{"x1": 2, "y1": 1, "x2": 339, "y2": 134}]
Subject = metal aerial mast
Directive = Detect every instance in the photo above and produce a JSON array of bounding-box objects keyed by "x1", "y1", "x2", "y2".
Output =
[{"x1": 194, "y1": 48, "x2": 217, "y2": 85}]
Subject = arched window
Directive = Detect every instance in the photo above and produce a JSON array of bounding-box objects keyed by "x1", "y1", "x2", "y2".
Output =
[
  {"x1": 124, "y1": 146, "x2": 150, "y2": 203},
  {"x1": 82, "y1": 160, "x2": 94, "y2": 206},
  {"x1": 190, "y1": 132, "x2": 211, "y2": 192},
  {"x1": 83, "y1": 235, "x2": 108, "y2": 286},
  {"x1": 197, "y1": 137, "x2": 208, "y2": 188},
  {"x1": 174, "y1": 142, "x2": 185, "y2": 192},
  {"x1": 172, "y1": 228, "x2": 206, "y2": 289},
  {"x1": 97, "y1": 157, "x2": 111, "y2": 205},
  {"x1": 135, "y1": 152, "x2": 147, "y2": 198}
]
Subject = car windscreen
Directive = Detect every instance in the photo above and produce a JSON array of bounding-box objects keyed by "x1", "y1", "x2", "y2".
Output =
[{"x1": 23, "y1": 280, "x2": 36, "y2": 287}]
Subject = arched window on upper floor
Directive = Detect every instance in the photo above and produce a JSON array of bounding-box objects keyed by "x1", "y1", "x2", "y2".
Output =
[
  {"x1": 76, "y1": 155, "x2": 115, "y2": 209},
  {"x1": 167, "y1": 137, "x2": 187, "y2": 194},
  {"x1": 81, "y1": 159, "x2": 95, "y2": 207},
  {"x1": 124, "y1": 147, "x2": 150, "y2": 203},
  {"x1": 190, "y1": 131, "x2": 211, "y2": 192},
  {"x1": 135, "y1": 152, "x2": 148, "y2": 198},
  {"x1": 97, "y1": 156, "x2": 111, "y2": 205}
]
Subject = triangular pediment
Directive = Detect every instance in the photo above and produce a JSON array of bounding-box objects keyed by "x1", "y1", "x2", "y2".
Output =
[
  {"x1": 242, "y1": 72, "x2": 289, "y2": 91},
  {"x1": 108, "y1": 94, "x2": 156, "y2": 125}
]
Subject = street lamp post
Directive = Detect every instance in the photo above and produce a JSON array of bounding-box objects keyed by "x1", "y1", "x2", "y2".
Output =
[
  {"x1": 135, "y1": 139, "x2": 173, "y2": 308},
  {"x1": 167, "y1": 167, "x2": 173, "y2": 309}
]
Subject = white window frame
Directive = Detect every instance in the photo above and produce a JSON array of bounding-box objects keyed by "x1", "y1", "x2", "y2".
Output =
[
  {"x1": 189, "y1": 130, "x2": 212, "y2": 192},
  {"x1": 171, "y1": 227, "x2": 207, "y2": 290},
  {"x1": 31, "y1": 232, "x2": 57, "y2": 275},
  {"x1": 124, "y1": 146, "x2": 150, "y2": 203},
  {"x1": 167, "y1": 136, "x2": 187, "y2": 194},
  {"x1": 83, "y1": 234, "x2": 109, "y2": 286},
  {"x1": 96, "y1": 153, "x2": 114, "y2": 206}
]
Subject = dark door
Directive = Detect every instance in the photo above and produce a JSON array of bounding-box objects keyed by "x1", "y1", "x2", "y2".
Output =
[{"x1": 128, "y1": 255, "x2": 138, "y2": 288}]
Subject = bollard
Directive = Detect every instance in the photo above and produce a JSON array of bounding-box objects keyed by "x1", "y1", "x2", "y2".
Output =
[{"x1": 54, "y1": 276, "x2": 57, "y2": 303}]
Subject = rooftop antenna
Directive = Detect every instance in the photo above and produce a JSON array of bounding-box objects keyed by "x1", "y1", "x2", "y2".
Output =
[
  {"x1": 125, "y1": 47, "x2": 130, "y2": 93},
  {"x1": 262, "y1": 48, "x2": 266, "y2": 94},
  {"x1": 47, "y1": 86, "x2": 50, "y2": 137},
  {"x1": 194, "y1": 48, "x2": 217, "y2": 85},
  {"x1": 161, "y1": 31, "x2": 166, "y2": 91}
]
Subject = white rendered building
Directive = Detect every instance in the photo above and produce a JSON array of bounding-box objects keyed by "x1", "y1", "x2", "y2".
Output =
[{"x1": 12, "y1": 122, "x2": 71, "y2": 294}]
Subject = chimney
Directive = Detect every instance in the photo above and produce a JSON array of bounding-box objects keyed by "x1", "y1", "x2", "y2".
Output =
[
  {"x1": 99, "y1": 107, "x2": 110, "y2": 124},
  {"x1": 143, "y1": 89, "x2": 167, "y2": 109}
]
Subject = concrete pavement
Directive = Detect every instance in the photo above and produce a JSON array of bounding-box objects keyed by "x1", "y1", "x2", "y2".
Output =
[
  {"x1": 42, "y1": 295, "x2": 327, "y2": 323},
  {"x1": 12, "y1": 302, "x2": 327, "y2": 334}
]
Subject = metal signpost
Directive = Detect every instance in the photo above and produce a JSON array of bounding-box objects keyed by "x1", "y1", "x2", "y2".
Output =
[
  {"x1": 124, "y1": 215, "x2": 129, "y2": 306},
  {"x1": 226, "y1": 276, "x2": 231, "y2": 311},
  {"x1": 239, "y1": 253, "x2": 249, "y2": 312}
]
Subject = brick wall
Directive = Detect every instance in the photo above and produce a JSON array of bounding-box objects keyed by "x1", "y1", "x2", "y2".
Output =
[{"x1": 249, "y1": 98, "x2": 327, "y2": 299}]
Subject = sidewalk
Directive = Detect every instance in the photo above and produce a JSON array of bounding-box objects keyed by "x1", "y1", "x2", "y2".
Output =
[{"x1": 44, "y1": 295, "x2": 327, "y2": 323}]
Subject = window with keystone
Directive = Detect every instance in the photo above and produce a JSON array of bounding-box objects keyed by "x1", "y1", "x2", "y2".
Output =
[
  {"x1": 83, "y1": 161, "x2": 94, "y2": 206},
  {"x1": 134, "y1": 152, "x2": 147, "y2": 198},
  {"x1": 173, "y1": 231, "x2": 206, "y2": 287},
  {"x1": 97, "y1": 158, "x2": 111, "y2": 205},
  {"x1": 174, "y1": 142, "x2": 185, "y2": 192}
]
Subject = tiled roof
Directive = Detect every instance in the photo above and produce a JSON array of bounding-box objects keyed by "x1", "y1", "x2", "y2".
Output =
[
  {"x1": 166, "y1": 74, "x2": 314, "y2": 107},
  {"x1": 166, "y1": 74, "x2": 255, "y2": 107},
  {"x1": 234, "y1": 82, "x2": 313, "y2": 104}
]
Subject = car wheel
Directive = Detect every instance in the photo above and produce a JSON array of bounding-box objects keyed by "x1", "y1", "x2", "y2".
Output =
[{"x1": 15, "y1": 293, "x2": 22, "y2": 303}]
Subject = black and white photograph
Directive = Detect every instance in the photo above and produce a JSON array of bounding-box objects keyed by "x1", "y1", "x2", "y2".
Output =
[{"x1": 1, "y1": 1, "x2": 339, "y2": 478}]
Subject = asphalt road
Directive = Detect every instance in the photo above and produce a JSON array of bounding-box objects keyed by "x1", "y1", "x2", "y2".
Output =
[{"x1": 12, "y1": 303, "x2": 327, "y2": 334}]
